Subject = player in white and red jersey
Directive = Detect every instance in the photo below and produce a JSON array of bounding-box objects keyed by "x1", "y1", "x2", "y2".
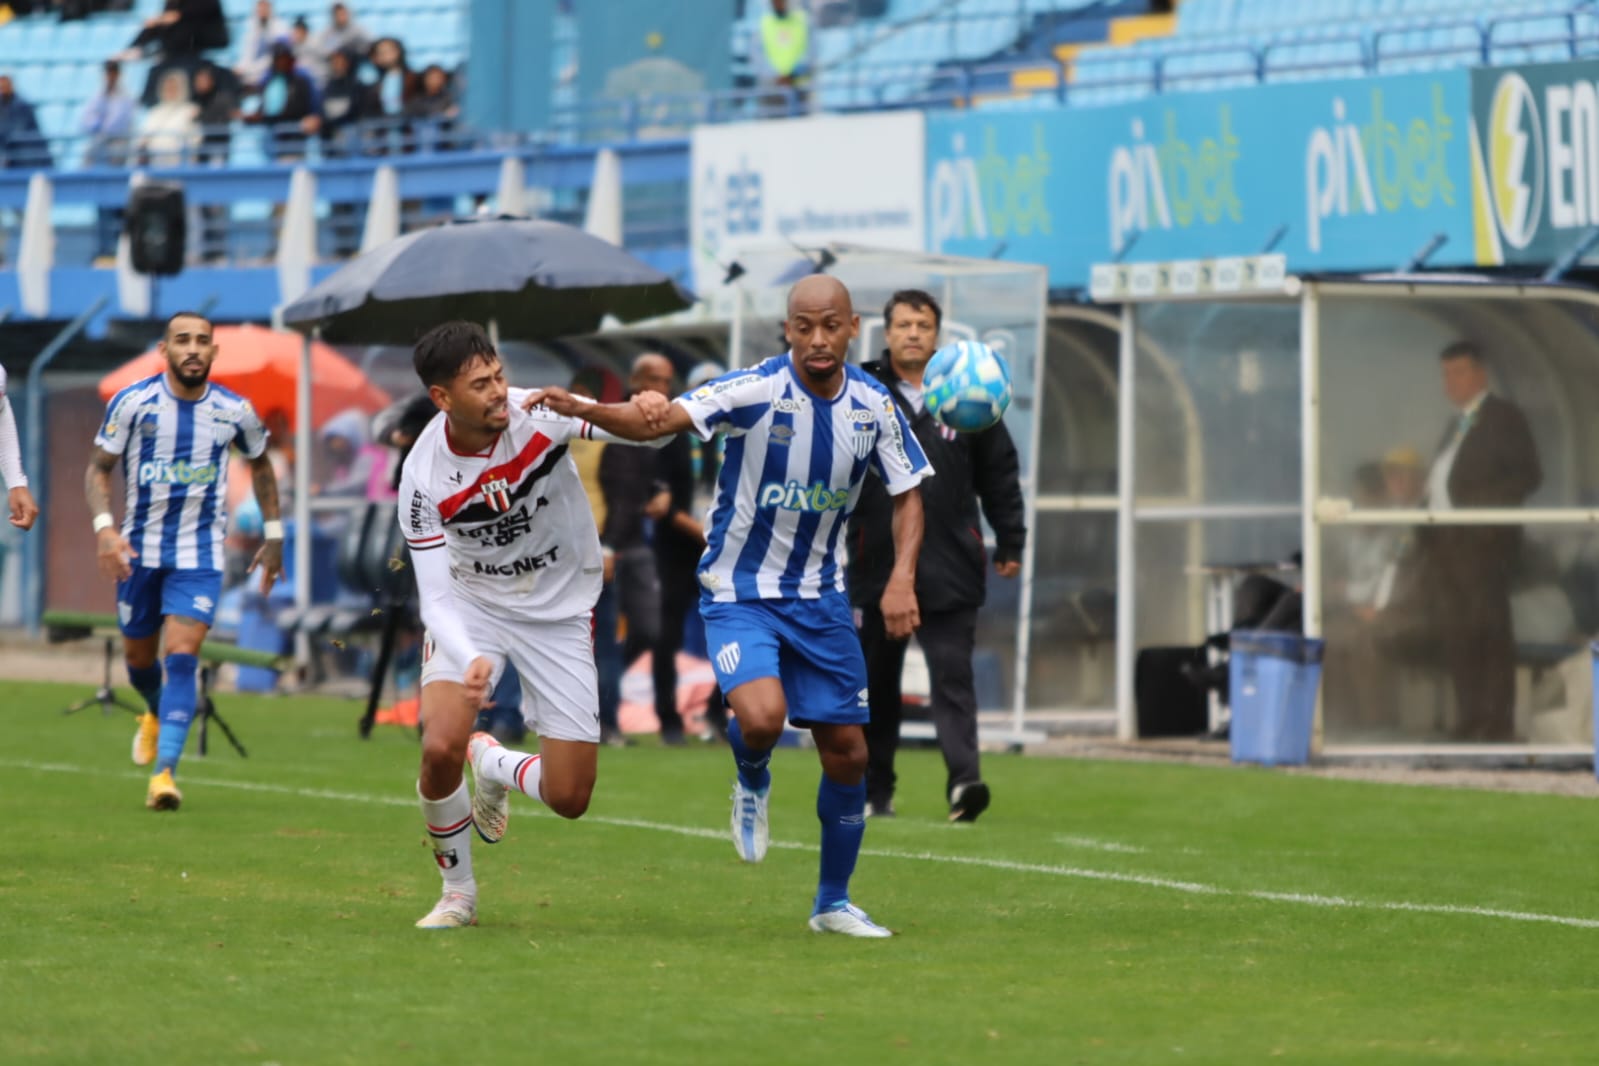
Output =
[
  {"x1": 0, "y1": 365, "x2": 39, "y2": 531},
  {"x1": 399, "y1": 320, "x2": 664, "y2": 930}
]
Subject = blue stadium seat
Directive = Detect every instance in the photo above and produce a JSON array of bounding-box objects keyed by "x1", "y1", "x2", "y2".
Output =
[{"x1": 1489, "y1": 14, "x2": 1579, "y2": 65}]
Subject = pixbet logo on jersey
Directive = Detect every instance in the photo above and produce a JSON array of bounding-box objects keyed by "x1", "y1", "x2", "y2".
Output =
[
  {"x1": 757, "y1": 480, "x2": 850, "y2": 513},
  {"x1": 137, "y1": 460, "x2": 219, "y2": 487}
]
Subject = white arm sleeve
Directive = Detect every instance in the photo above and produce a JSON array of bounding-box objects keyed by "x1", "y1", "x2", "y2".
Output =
[
  {"x1": 407, "y1": 543, "x2": 481, "y2": 668},
  {"x1": 397, "y1": 465, "x2": 479, "y2": 666},
  {"x1": 0, "y1": 392, "x2": 27, "y2": 489}
]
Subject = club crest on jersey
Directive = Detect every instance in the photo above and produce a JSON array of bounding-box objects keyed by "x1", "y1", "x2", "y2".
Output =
[
  {"x1": 480, "y1": 476, "x2": 513, "y2": 513},
  {"x1": 851, "y1": 421, "x2": 875, "y2": 460}
]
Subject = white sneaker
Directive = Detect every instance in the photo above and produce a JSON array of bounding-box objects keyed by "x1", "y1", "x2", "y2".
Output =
[
  {"x1": 467, "y1": 732, "x2": 509, "y2": 844},
  {"x1": 808, "y1": 902, "x2": 893, "y2": 938},
  {"x1": 730, "y1": 780, "x2": 770, "y2": 863},
  {"x1": 415, "y1": 890, "x2": 477, "y2": 929}
]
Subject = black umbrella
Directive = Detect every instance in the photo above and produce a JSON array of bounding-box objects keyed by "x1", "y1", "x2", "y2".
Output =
[{"x1": 280, "y1": 215, "x2": 695, "y2": 344}]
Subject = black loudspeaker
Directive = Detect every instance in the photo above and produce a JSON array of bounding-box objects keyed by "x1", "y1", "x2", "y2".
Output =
[
  {"x1": 1134, "y1": 645, "x2": 1211, "y2": 738},
  {"x1": 125, "y1": 183, "x2": 186, "y2": 276}
]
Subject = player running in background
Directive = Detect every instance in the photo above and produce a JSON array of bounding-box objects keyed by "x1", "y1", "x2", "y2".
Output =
[
  {"x1": 525, "y1": 276, "x2": 931, "y2": 938},
  {"x1": 0, "y1": 365, "x2": 40, "y2": 530},
  {"x1": 86, "y1": 311, "x2": 284, "y2": 811},
  {"x1": 399, "y1": 321, "x2": 667, "y2": 930}
]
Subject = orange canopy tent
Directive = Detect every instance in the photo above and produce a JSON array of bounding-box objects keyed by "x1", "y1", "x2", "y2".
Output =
[{"x1": 97, "y1": 324, "x2": 391, "y2": 433}]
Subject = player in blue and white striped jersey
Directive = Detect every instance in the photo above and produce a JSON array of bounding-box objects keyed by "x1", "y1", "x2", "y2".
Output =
[
  {"x1": 525, "y1": 276, "x2": 932, "y2": 938},
  {"x1": 86, "y1": 311, "x2": 286, "y2": 812}
]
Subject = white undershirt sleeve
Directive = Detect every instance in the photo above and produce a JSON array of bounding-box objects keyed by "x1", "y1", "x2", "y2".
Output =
[
  {"x1": 0, "y1": 394, "x2": 28, "y2": 489},
  {"x1": 407, "y1": 543, "x2": 481, "y2": 667}
]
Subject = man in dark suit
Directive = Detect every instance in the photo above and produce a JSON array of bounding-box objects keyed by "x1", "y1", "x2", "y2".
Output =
[
  {"x1": 1420, "y1": 341, "x2": 1541, "y2": 741},
  {"x1": 848, "y1": 290, "x2": 1026, "y2": 821}
]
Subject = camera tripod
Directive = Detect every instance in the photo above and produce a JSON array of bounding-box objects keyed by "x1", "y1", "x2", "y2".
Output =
[
  {"x1": 61, "y1": 637, "x2": 146, "y2": 718},
  {"x1": 61, "y1": 638, "x2": 247, "y2": 759}
]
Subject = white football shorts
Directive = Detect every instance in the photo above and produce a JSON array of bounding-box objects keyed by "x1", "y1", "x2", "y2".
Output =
[{"x1": 420, "y1": 611, "x2": 601, "y2": 744}]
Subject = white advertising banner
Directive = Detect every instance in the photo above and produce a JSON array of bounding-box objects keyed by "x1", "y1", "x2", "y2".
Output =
[{"x1": 690, "y1": 111, "x2": 926, "y2": 298}]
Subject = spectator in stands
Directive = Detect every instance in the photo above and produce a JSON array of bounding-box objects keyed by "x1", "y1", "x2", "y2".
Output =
[
  {"x1": 757, "y1": 0, "x2": 810, "y2": 108},
  {"x1": 190, "y1": 62, "x2": 236, "y2": 162},
  {"x1": 0, "y1": 74, "x2": 49, "y2": 170},
  {"x1": 235, "y1": 0, "x2": 289, "y2": 88},
  {"x1": 121, "y1": 0, "x2": 228, "y2": 63},
  {"x1": 136, "y1": 69, "x2": 200, "y2": 168},
  {"x1": 403, "y1": 64, "x2": 459, "y2": 152},
  {"x1": 312, "y1": 3, "x2": 370, "y2": 72},
  {"x1": 80, "y1": 60, "x2": 135, "y2": 258},
  {"x1": 1417, "y1": 340, "x2": 1541, "y2": 741},
  {"x1": 81, "y1": 60, "x2": 135, "y2": 167},
  {"x1": 321, "y1": 46, "x2": 379, "y2": 155},
  {"x1": 288, "y1": 16, "x2": 327, "y2": 86},
  {"x1": 367, "y1": 36, "x2": 416, "y2": 118},
  {"x1": 244, "y1": 42, "x2": 320, "y2": 162},
  {"x1": 189, "y1": 63, "x2": 234, "y2": 261},
  {"x1": 314, "y1": 409, "x2": 378, "y2": 499}
]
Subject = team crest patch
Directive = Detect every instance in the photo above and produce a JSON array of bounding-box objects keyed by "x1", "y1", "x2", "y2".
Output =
[
  {"x1": 481, "y1": 476, "x2": 512, "y2": 513},
  {"x1": 851, "y1": 422, "x2": 875, "y2": 460}
]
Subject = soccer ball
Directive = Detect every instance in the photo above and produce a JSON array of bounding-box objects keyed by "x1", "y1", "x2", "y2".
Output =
[{"x1": 923, "y1": 340, "x2": 1012, "y2": 433}]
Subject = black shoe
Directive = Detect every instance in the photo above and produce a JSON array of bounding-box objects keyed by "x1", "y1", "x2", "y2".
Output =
[
  {"x1": 600, "y1": 726, "x2": 633, "y2": 748},
  {"x1": 948, "y1": 782, "x2": 990, "y2": 823},
  {"x1": 865, "y1": 799, "x2": 896, "y2": 818},
  {"x1": 659, "y1": 729, "x2": 686, "y2": 747}
]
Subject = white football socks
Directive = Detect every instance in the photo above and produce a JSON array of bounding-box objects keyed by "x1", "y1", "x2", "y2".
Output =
[
  {"x1": 418, "y1": 780, "x2": 476, "y2": 898},
  {"x1": 477, "y1": 746, "x2": 545, "y2": 806}
]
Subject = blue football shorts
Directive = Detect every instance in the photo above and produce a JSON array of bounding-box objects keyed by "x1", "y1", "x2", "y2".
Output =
[
  {"x1": 699, "y1": 592, "x2": 869, "y2": 728},
  {"x1": 116, "y1": 566, "x2": 223, "y2": 638}
]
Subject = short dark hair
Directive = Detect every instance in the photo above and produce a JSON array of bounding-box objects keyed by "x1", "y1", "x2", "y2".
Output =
[
  {"x1": 413, "y1": 321, "x2": 497, "y2": 388},
  {"x1": 1440, "y1": 340, "x2": 1483, "y2": 364},
  {"x1": 883, "y1": 289, "x2": 942, "y2": 331},
  {"x1": 165, "y1": 310, "x2": 213, "y2": 336}
]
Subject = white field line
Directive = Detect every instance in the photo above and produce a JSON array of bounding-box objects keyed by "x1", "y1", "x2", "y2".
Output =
[
  {"x1": 1054, "y1": 834, "x2": 1148, "y2": 854},
  {"x1": 8, "y1": 758, "x2": 1599, "y2": 931}
]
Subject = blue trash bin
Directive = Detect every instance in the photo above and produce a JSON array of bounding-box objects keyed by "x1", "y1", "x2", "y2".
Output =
[{"x1": 1229, "y1": 630, "x2": 1325, "y2": 767}]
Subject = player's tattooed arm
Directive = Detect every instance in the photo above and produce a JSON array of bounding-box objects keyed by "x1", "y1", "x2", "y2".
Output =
[
  {"x1": 249, "y1": 453, "x2": 282, "y2": 522},
  {"x1": 86, "y1": 447, "x2": 136, "y2": 581},
  {"x1": 84, "y1": 446, "x2": 118, "y2": 518},
  {"x1": 247, "y1": 453, "x2": 284, "y2": 593}
]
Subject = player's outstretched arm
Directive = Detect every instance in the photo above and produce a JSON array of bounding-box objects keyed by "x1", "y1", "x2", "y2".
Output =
[
  {"x1": 245, "y1": 453, "x2": 285, "y2": 594},
  {"x1": 85, "y1": 446, "x2": 136, "y2": 581},
  {"x1": 881, "y1": 486, "x2": 924, "y2": 640},
  {"x1": 520, "y1": 386, "x2": 693, "y2": 442},
  {"x1": 0, "y1": 390, "x2": 37, "y2": 530}
]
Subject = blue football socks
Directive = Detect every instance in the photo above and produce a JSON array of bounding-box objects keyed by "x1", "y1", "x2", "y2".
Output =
[
  {"x1": 127, "y1": 661, "x2": 163, "y2": 715},
  {"x1": 156, "y1": 653, "x2": 199, "y2": 774},
  {"x1": 726, "y1": 716, "x2": 771, "y2": 794},
  {"x1": 814, "y1": 774, "x2": 867, "y2": 914}
]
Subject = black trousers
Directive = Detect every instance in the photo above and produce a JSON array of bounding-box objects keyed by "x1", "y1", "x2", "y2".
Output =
[
  {"x1": 858, "y1": 605, "x2": 981, "y2": 805},
  {"x1": 650, "y1": 551, "x2": 696, "y2": 738}
]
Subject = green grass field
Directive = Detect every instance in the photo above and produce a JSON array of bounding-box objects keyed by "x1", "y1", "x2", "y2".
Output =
[{"x1": 6, "y1": 680, "x2": 1599, "y2": 1064}]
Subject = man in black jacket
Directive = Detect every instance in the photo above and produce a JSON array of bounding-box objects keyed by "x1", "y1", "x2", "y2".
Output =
[{"x1": 847, "y1": 290, "x2": 1025, "y2": 822}]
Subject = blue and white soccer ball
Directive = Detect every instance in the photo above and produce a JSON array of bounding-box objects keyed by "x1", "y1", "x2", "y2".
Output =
[{"x1": 923, "y1": 340, "x2": 1012, "y2": 434}]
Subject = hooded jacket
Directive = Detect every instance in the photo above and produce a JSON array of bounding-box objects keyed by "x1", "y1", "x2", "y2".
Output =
[{"x1": 847, "y1": 355, "x2": 1026, "y2": 614}]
